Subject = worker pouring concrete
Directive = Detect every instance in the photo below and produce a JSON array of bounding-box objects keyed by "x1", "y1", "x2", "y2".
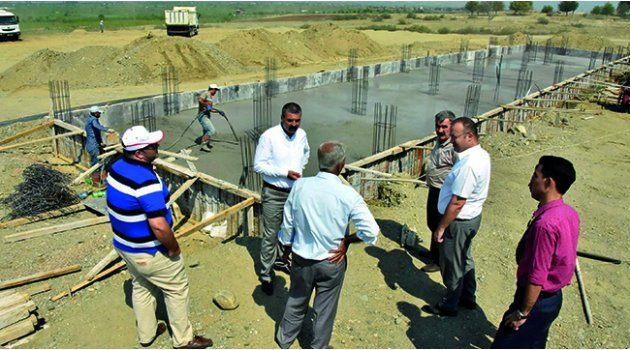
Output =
[{"x1": 197, "y1": 83, "x2": 226, "y2": 152}]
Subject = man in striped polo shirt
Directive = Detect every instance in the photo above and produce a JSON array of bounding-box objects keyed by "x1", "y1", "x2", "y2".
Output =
[{"x1": 106, "y1": 126, "x2": 212, "y2": 349}]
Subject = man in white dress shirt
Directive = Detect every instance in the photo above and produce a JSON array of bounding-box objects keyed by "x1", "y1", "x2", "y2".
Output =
[
  {"x1": 275, "y1": 141, "x2": 380, "y2": 349},
  {"x1": 422, "y1": 117, "x2": 491, "y2": 317},
  {"x1": 253, "y1": 102, "x2": 310, "y2": 295}
]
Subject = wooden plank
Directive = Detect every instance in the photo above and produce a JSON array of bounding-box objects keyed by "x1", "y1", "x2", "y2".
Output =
[
  {"x1": 0, "y1": 301, "x2": 35, "y2": 329},
  {"x1": 344, "y1": 164, "x2": 393, "y2": 178},
  {"x1": 0, "y1": 265, "x2": 81, "y2": 290},
  {"x1": 167, "y1": 177, "x2": 198, "y2": 206},
  {"x1": 0, "y1": 315, "x2": 36, "y2": 345},
  {"x1": 51, "y1": 261, "x2": 126, "y2": 302},
  {"x1": 175, "y1": 197, "x2": 256, "y2": 239},
  {"x1": 23, "y1": 283, "x2": 51, "y2": 297},
  {"x1": 102, "y1": 144, "x2": 122, "y2": 151},
  {"x1": 71, "y1": 163, "x2": 102, "y2": 185},
  {"x1": 4, "y1": 217, "x2": 110, "y2": 243},
  {"x1": 502, "y1": 106, "x2": 602, "y2": 114},
  {"x1": 159, "y1": 149, "x2": 199, "y2": 161},
  {"x1": 53, "y1": 119, "x2": 84, "y2": 134},
  {"x1": 360, "y1": 177, "x2": 426, "y2": 185},
  {"x1": 0, "y1": 293, "x2": 29, "y2": 310},
  {"x1": 0, "y1": 204, "x2": 85, "y2": 229},
  {"x1": 0, "y1": 120, "x2": 55, "y2": 146},
  {"x1": 0, "y1": 130, "x2": 83, "y2": 152},
  {"x1": 401, "y1": 145, "x2": 433, "y2": 151},
  {"x1": 96, "y1": 150, "x2": 118, "y2": 160},
  {"x1": 84, "y1": 250, "x2": 120, "y2": 281},
  {"x1": 55, "y1": 154, "x2": 90, "y2": 171}
]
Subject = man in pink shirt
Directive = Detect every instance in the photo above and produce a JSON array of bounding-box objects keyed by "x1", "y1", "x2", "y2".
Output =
[{"x1": 492, "y1": 155, "x2": 579, "y2": 348}]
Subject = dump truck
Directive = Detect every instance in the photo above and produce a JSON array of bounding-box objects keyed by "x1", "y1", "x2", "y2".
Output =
[
  {"x1": 164, "y1": 6, "x2": 199, "y2": 37},
  {"x1": 0, "y1": 9, "x2": 20, "y2": 41}
]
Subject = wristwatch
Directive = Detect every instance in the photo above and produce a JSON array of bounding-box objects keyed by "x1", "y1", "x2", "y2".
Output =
[{"x1": 516, "y1": 309, "x2": 529, "y2": 320}]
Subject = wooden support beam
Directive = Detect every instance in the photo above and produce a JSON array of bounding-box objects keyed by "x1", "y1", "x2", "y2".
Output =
[
  {"x1": 503, "y1": 106, "x2": 602, "y2": 114},
  {"x1": 102, "y1": 144, "x2": 122, "y2": 151},
  {"x1": 344, "y1": 164, "x2": 392, "y2": 178},
  {"x1": 175, "y1": 197, "x2": 256, "y2": 239},
  {"x1": 23, "y1": 283, "x2": 51, "y2": 297},
  {"x1": 0, "y1": 293, "x2": 29, "y2": 310},
  {"x1": 71, "y1": 163, "x2": 103, "y2": 185},
  {"x1": 0, "y1": 301, "x2": 36, "y2": 329},
  {"x1": 0, "y1": 204, "x2": 85, "y2": 229},
  {"x1": 401, "y1": 145, "x2": 433, "y2": 151},
  {"x1": 0, "y1": 314, "x2": 37, "y2": 345},
  {"x1": 84, "y1": 250, "x2": 120, "y2": 281},
  {"x1": 96, "y1": 150, "x2": 118, "y2": 160},
  {"x1": 53, "y1": 119, "x2": 84, "y2": 134},
  {"x1": 167, "y1": 177, "x2": 198, "y2": 206},
  {"x1": 0, "y1": 120, "x2": 54, "y2": 146},
  {"x1": 51, "y1": 261, "x2": 125, "y2": 302},
  {"x1": 0, "y1": 265, "x2": 81, "y2": 290},
  {"x1": 360, "y1": 177, "x2": 426, "y2": 185},
  {"x1": 55, "y1": 154, "x2": 89, "y2": 172},
  {"x1": 159, "y1": 149, "x2": 198, "y2": 162},
  {"x1": 0, "y1": 130, "x2": 83, "y2": 152},
  {"x1": 4, "y1": 217, "x2": 109, "y2": 243}
]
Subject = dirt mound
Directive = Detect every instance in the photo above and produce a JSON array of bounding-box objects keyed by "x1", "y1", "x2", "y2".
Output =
[
  {"x1": 549, "y1": 32, "x2": 613, "y2": 51},
  {"x1": 506, "y1": 32, "x2": 530, "y2": 45},
  {"x1": 300, "y1": 23, "x2": 384, "y2": 59}
]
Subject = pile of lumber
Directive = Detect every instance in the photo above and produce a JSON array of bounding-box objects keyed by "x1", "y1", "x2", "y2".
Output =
[{"x1": 0, "y1": 290, "x2": 40, "y2": 346}]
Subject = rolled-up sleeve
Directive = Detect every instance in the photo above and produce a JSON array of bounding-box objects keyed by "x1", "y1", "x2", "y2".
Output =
[
  {"x1": 253, "y1": 135, "x2": 287, "y2": 178},
  {"x1": 350, "y1": 196, "x2": 379, "y2": 245}
]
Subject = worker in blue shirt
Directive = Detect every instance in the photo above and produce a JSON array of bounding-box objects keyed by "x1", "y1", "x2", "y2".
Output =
[{"x1": 85, "y1": 106, "x2": 114, "y2": 183}]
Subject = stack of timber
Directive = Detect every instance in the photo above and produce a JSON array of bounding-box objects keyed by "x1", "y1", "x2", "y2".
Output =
[{"x1": 0, "y1": 291, "x2": 40, "y2": 345}]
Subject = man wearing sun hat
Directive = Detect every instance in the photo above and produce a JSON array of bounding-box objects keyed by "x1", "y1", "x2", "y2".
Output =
[
  {"x1": 106, "y1": 125, "x2": 213, "y2": 349},
  {"x1": 85, "y1": 105, "x2": 115, "y2": 183},
  {"x1": 197, "y1": 83, "x2": 225, "y2": 152}
]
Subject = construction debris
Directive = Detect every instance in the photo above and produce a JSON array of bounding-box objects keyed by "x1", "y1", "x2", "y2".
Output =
[{"x1": 0, "y1": 291, "x2": 41, "y2": 346}]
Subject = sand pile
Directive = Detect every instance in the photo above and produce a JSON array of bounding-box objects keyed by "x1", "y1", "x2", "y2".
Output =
[
  {"x1": 300, "y1": 23, "x2": 384, "y2": 58},
  {"x1": 549, "y1": 32, "x2": 613, "y2": 51}
]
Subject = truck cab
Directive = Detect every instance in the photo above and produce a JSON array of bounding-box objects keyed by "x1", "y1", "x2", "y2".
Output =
[
  {"x1": 164, "y1": 6, "x2": 199, "y2": 37},
  {"x1": 0, "y1": 9, "x2": 20, "y2": 41}
]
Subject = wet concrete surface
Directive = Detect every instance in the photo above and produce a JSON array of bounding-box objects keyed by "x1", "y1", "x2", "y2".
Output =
[{"x1": 109, "y1": 52, "x2": 591, "y2": 186}]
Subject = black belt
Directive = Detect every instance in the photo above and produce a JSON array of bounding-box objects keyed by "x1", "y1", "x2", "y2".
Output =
[
  {"x1": 263, "y1": 181, "x2": 291, "y2": 193},
  {"x1": 539, "y1": 290, "x2": 560, "y2": 299}
]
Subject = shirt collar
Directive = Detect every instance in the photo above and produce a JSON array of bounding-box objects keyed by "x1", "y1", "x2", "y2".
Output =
[
  {"x1": 533, "y1": 198, "x2": 565, "y2": 218},
  {"x1": 123, "y1": 156, "x2": 154, "y2": 169},
  {"x1": 316, "y1": 171, "x2": 342, "y2": 183},
  {"x1": 437, "y1": 138, "x2": 452, "y2": 148},
  {"x1": 279, "y1": 123, "x2": 297, "y2": 140}
]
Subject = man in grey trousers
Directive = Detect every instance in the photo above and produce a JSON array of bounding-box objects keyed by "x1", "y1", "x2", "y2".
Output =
[
  {"x1": 422, "y1": 117, "x2": 491, "y2": 317},
  {"x1": 253, "y1": 102, "x2": 310, "y2": 295},
  {"x1": 276, "y1": 141, "x2": 380, "y2": 349}
]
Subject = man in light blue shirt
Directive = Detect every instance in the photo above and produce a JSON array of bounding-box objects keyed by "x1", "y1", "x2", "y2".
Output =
[{"x1": 275, "y1": 141, "x2": 379, "y2": 349}]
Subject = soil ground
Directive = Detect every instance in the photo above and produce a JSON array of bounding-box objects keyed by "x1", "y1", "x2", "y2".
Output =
[{"x1": 0, "y1": 100, "x2": 628, "y2": 349}]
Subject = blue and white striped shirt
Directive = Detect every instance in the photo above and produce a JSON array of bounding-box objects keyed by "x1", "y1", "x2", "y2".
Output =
[{"x1": 106, "y1": 157, "x2": 172, "y2": 255}]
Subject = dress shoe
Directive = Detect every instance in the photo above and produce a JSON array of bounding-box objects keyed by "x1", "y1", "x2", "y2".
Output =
[
  {"x1": 261, "y1": 280, "x2": 274, "y2": 295},
  {"x1": 421, "y1": 263, "x2": 440, "y2": 273},
  {"x1": 175, "y1": 335, "x2": 213, "y2": 349},
  {"x1": 458, "y1": 299, "x2": 478, "y2": 310},
  {"x1": 140, "y1": 322, "x2": 167, "y2": 347},
  {"x1": 273, "y1": 261, "x2": 291, "y2": 275},
  {"x1": 421, "y1": 304, "x2": 458, "y2": 317}
]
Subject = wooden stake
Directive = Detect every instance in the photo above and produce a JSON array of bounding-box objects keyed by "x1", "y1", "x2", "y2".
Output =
[
  {"x1": 0, "y1": 301, "x2": 36, "y2": 329},
  {"x1": 102, "y1": 144, "x2": 122, "y2": 151},
  {"x1": 71, "y1": 163, "x2": 103, "y2": 185},
  {"x1": 84, "y1": 250, "x2": 120, "y2": 282},
  {"x1": 0, "y1": 314, "x2": 36, "y2": 345},
  {"x1": 0, "y1": 121, "x2": 54, "y2": 146},
  {"x1": 4, "y1": 217, "x2": 110, "y2": 243},
  {"x1": 0, "y1": 265, "x2": 81, "y2": 290},
  {"x1": 0, "y1": 293, "x2": 29, "y2": 310},
  {"x1": 159, "y1": 149, "x2": 199, "y2": 161},
  {"x1": 175, "y1": 197, "x2": 256, "y2": 239},
  {"x1": 360, "y1": 177, "x2": 426, "y2": 185},
  {"x1": 167, "y1": 177, "x2": 199, "y2": 206},
  {"x1": 51, "y1": 261, "x2": 125, "y2": 302},
  {"x1": 0, "y1": 204, "x2": 85, "y2": 229},
  {"x1": 575, "y1": 259, "x2": 592, "y2": 325},
  {"x1": 0, "y1": 130, "x2": 83, "y2": 152},
  {"x1": 96, "y1": 150, "x2": 118, "y2": 160},
  {"x1": 344, "y1": 164, "x2": 392, "y2": 178},
  {"x1": 23, "y1": 283, "x2": 51, "y2": 297}
]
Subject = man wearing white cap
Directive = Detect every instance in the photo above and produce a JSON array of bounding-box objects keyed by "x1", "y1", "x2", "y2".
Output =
[
  {"x1": 85, "y1": 106, "x2": 114, "y2": 183},
  {"x1": 106, "y1": 125, "x2": 213, "y2": 349},
  {"x1": 197, "y1": 84, "x2": 225, "y2": 152}
]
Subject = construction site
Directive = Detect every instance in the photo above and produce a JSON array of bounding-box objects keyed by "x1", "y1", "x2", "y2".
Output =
[{"x1": 0, "y1": 6, "x2": 629, "y2": 349}]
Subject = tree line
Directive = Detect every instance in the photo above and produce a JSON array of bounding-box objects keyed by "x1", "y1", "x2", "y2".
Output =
[{"x1": 464, "y1": 1, "x2": 630, "y2": 17}]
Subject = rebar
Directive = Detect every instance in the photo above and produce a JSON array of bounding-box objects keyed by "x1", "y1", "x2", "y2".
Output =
[
  {"x1": 48, "y1": 80, "x2": 72, "y2": 122},
  {"x1": 601, "y1": 47, "x2": 613, "y2": 64},
  {"x1": 400, "y1": 44, "x2": 411, "y2": 73},
  {"x1": 1, "y1": 164, "x2": 80, "y2": 219},
  {"x1": 252, "y1": 83, "x2": 272, "y2": 133},
  {"x1": 472, "y1": 51, "x2": 486, "y2": 83},
  {"x1": 161, "y1": 66, "x2": 180, "y2": 116},
  {"x1": 347, "y1": 48, "x2": 358, "y2": 82},
  {"x1": 458, "y1": 38, "x2": 469, "y2": 64},
  {"x1": 493, "y1": 54, "x2": 503, "y2": 104},
  {"x1": 520, "y1": 50, "x2": 530, "y2": 72},
  {"x1": 265, "y1": 57, "x2": 278, "y2": 98},
  {"x1": 543, "y1": 39, "x2": 554, "y2": 65},
  {"x1": 559, "y1": 37, "x2": 569, "y2": 55},
  {"x1": 351, "y1": 66, "x2": 369, "y2": 115},
  {"x1": 372, "y1": 103, "x2": 397, "y2": 154},
  {"x1": 588, "y1": 51, "x2": 598, "y2": 70},
  {"x1": 464, "y1": 83, "x2": 482, "y2": 118},
  {"x1": 553, "y1": 60, "x2": 565, "y2": 84},
  {"x1": 239, "y1": 129, "x2": 262, "y2": 192},
  {"x1": 515, "y1": 68, "x2": 533, "y2": 99},
  {"x1": 428, "y1": 57, "x2": 441, "y2": 95}
]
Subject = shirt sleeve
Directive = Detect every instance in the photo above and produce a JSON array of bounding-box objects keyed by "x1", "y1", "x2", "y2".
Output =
[
  {"x1": 91, "y1": 118, "x2": 109, "y2": 132},
  {"x1": 526, "y1": 223, "x2": 557, "y2": 286},
  {"x1": 350, "y1": 194, "x2": 379, "y2": 245},
  {"x1": 450, "y1": 165, "x2": 476, "y2": 199},
  {"x1": 279, "y1": 186, "x2": 296, "y2": 246},
  {"x1": 253, "y1": 134, "x2": 288, "y2": 177},
  {"x1": 137, "y1": 179, "x2": 168, "y2": 219},
  {"x1": 301, "y1": 135, "x2": 310, "y2": 171}
]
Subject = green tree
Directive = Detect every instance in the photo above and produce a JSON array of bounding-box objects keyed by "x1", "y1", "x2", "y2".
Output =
[
  {"x1": 601, "y1": 2, "x2": 615, "y2": 15},
  {"x1": 558, "y1": 1, "x2": 579, "y2": 16},
  {"x1": 492, "y1": 2, "x2": 505, "y2": 14},
  {"x1": 509, "y1": 1, "x2": 533, "y2": 15},
  {"x1": 541, "y1": 5, "x2": 554, "y2": 14},
  {"x1": 479, "y1": 2, "x2": 493, "y2": 16},
  {"x1": 591, "y1": 6, "x2": 602, "y2": 15},
  {"x1": 464, "y1": 1, "x2": 480, "y2": 16},
  {"x1": 618, "y1": 1, "x2": 630, "y2": 17}
]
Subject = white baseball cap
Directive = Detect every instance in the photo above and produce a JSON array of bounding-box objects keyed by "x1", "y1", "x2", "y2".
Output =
[
  {"x1": 208, "y1": 83, "x2": 220, "y2": 90},
  {"x1": 89, "y1": 106, "x2": 104, "y2": 114},
  {"x1": 121, "y1": 125, "x2": 165, "y2": 151}
]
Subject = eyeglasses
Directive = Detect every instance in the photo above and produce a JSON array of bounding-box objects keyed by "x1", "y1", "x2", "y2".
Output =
[{"x1": 143, "y1": 144, "x2": 159, "y2": 151}]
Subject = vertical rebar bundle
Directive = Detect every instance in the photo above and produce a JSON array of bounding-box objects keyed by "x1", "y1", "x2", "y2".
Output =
[
  {"x1": 601, "y1": 47, "x2": 614, "y2": 64},
  {"x1": 428, "y1": 57, "x2": 441, "y2": 95},
  {"x1": 543, "y1": 39, "x2": 554, "y2": 65},
  {"x1": 463, "y1": 83, "x2": 481, "y2": 118},
  {"x1": 472, "y1": 51, "x2": 486, "y2": 83},
  {"x1": 559, "y1": 37, "x2": 569, "y2": 55},
  {"x1": 347, "y1": 48, "x2": 358, "y2": 82},
  {"x1": 458, "y1": 38, "x2": 469, "y2": 64},
  {"x1": 520, "y1": 50, "x2": 530, "y2": 71},
  {"x1": 515, "y1": 68, "x2": 533, "y2": 99},
  {"x1": 493, "y1": 54, "x2": 503, "y2": 104},
  {"x1": 553, "y1": 61, "x2": 565, "y2": 84},
  {"x1": 131, "y1": 100, "x2": 157, "y2": 131},
  {"x1": 48, "y1": 80, "x2": 72, "y2": 122},
  {"x1": 265, "y1": 57, "x2": 278, "y2": 98},
  {"x1": 372, "y1": 103, "x2": 397, "y2": 154},
  {"x1": 400, "y1": 44, "x2": 411, "y2": 73},
  {"x1": 161, "y1": 66, "x2": 180, "y2": 116},
  {"x1": 351, "y1": 67, "x2": 369, "y2": 116},
  {"x1": 588, "y1": 51, "x2": 598, "y2": 70},
  {"x1": 239, "y1": 130, "x2": 262, "y2": 192},
  {"x1": 529, "y1": 42, "x2": 539, "y2": 62},
  {"x1": 252, "y1": 83, "x2": 272, "y2": 133}
]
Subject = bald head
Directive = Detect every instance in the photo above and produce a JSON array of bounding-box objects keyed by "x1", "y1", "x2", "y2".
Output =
[{"x1": 318, "y1": 141, "x2": 346, "y2": 174}]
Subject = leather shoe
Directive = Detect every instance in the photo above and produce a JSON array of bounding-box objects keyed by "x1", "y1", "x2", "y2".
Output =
[
  {"x1": 458, "y1": 299, "x2": 478, "y2": 310},
  {"x1": 421, "y1": 304, "x2": 458, "y2": 317},
  {"x1": 140, "y1": 322, "x2": 167, "y2": 347},
  {"x1": 175, "y1": 335, "x2": 213, "y2": 349},
  {"x1": 421, "y1": 263, "x2": 440, "y2": 273},
  {"x1": 261, "y1": 280, "x2": 274, "y2": 295}
]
